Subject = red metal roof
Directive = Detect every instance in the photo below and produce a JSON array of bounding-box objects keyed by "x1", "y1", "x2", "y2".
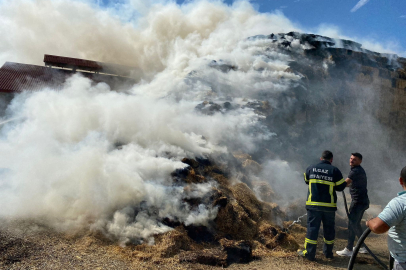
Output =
[
  {"x1": 43, "y1": 54, "x2": 134, "y2": 77},
  {"x1": 44, "y1": 54, "x2": 102, "y2": 71},
  {"x1": 0, "y1": 62, "x2": 67, "y2": 92},
  {"x1": 0, "y1": 62, "x2": 136, "y2": 93}
]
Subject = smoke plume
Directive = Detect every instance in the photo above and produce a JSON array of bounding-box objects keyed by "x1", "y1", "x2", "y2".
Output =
[
  {"x1": 0, "y1": 0, "x2": 304, "y2": 243},
  {"x1": 0, "y1": 0, "x2": 404, "y2": 243}
]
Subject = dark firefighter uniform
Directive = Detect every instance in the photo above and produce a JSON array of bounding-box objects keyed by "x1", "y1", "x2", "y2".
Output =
[{"x1": 302, "y1": 160, "x2": 347, "y2": 260}]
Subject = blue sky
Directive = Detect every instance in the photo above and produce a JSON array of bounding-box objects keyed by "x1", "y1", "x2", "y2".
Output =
[{"x1": 174, "y1": 0, "x2": 406, "y2": 55}]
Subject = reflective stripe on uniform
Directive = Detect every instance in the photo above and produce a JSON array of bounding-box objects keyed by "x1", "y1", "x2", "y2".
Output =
[
  {"x1": 306, "y1": 201, "x2": 337, "y2": 207},
  {"x1": 309, "y1": 179, "x2": 335, "y2": 185},
  {"x1": 336, "y1": 178, "x2": 345, "y2": 185},
  {"x1": 323, "y1": 238, "x2": 335, "y2": 245},
  {"x1": 305, "y1": 238, "x2": 317, "y2": 245},
  {"x1": 304, "y1": 173, "x2": 309, "y2": 183},
  {"x1": 307, "y1": 179, "x2": 337, "y2": 207},
  {"x1": 330, "y1": 184, "x2": 334, "y2": 204}
]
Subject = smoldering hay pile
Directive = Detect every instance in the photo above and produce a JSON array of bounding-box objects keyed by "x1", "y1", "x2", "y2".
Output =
[
  {"x1": 2, "y1": 0, "x2": 403, "y2": 267},
  {"x1": 0, "y1": 77, "x2": 299, "y2": 265},
  {"x1": 0, "y1": 0, "x2": 310, "y2": 265}
]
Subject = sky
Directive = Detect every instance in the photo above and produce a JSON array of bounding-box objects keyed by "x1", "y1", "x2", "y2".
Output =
[{"x1": 174, "y1": 0, "x2": 406, "y2": 55}]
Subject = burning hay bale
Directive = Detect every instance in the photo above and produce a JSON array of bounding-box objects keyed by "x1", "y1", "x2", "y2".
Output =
[
  {"x1": 230, "y1": 183, "x2": 263, "y2": 221},
  {"x1": 258, "y1": 223, "x2": 299, "y2": 251},
  {"x1": 2, "y1": 156, "x2": 298, "y2": 268},
  {"x1": 170, "y1": 165, "x2": 206, "y2": 184},
  {"x1": 153, "y1": 228, "x2": 192, "y2": 258},
  {"x1": 283, "y1": 222, "x2": 307, "y2": 234},
  {"x1": 214, "y1": 198, "x2": 259, "y2": 240},
  {"x1": 211, "y1": 175, "x2": 284, "y2": 243},
  {"x1": 109, "y1": 156, "x2": 298, "y2": 267},
  {"x1": 162, "y1": 157, "x2": 298, "y2": 265},
  {"x1": 230, "y1": 182, "x2": 284, "y2": 222}
]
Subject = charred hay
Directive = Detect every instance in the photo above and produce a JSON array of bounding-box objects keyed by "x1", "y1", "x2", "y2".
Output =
[
  {"x1": 164, "y1": 156, "x2": 298, "y2": 266},
  {"x1": 0, "y1": 154, "x2": 363, "y2": 268},
  {"x1": 1, "y1": 156, "x2": 298, "y2": 268}
]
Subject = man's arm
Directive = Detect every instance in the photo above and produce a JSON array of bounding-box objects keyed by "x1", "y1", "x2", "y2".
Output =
[
  {"x1": 334, "y1": 169, "x2": 347, "y2": 191},
  {"x1": 304, "y1": 172, "x2": 309, "y2": 185},
  {"x1": 345, "y1": 178, "x2": 352, "y2": 187},
  {"x1": 369, "y1": 197, "x2": 404, "y2": 234},
  {"x1": 366, "y1": 217, "x2": 390, "y2": 234}
]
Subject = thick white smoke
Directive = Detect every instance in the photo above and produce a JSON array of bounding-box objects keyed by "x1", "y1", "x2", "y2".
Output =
[
  {"x1": 0, "y1": 0, "x2": 309, "y2": 243},
  {"x1": 0, "y1": 70, "x2": 280, "y2": 243},
  {"x1": 0, "y1": 0, "x2": 402, "y2": 72},
  {"x1": 0, "y1": 0, "x2": 300, "y2": 80},
  {"x1": 0, "y1": 0, "x2": 403, "y2": 243}
]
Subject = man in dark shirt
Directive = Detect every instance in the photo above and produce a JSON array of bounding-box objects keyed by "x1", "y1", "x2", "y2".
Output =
[{"x1": 336, "y1": 152, "x2": 370, "y2": 256}]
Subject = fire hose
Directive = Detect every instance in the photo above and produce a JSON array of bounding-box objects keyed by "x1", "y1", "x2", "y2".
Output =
[{"x1": 342, "y1": 191, "x2": 389, "y2": 270}]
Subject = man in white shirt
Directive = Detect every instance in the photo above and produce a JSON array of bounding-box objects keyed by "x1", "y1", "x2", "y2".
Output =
[{"x1": 366, "y1": 166, "x2": 406, "y2": 270}]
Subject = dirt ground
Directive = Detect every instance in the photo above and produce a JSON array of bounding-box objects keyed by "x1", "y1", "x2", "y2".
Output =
[{"x1": 0, "y1": 220, "x2": 390, "y2": 270}]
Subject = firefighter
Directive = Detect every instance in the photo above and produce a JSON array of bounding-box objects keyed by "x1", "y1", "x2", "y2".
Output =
[{"x1": 298, "y1": 150, "x2": 348, "y2": 261}]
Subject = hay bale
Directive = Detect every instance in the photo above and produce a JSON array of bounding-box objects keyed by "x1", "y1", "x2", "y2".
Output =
[
  {"x1": 213, "y1": 183, "x2": 287, "y2": 241},
  {"x1": 277, "y1": 233, "x2": 300, "y2": 251},
  {"x1": 283, "y1": 222, "x2": 306, "y2": 234},
  {"x1": 210, "y1": 173, "x2": 230, "y2": 186},
  {"x1": 230, "y1": 183, "x2": 285, "y2": 224},
  {"x1": 214, "y1": 202, "x2": 258, "y2": 240},
  {"x1": 251, "y1": 240, "x2": 272, "y2": 257},
  {"x1": 213, "y1": 196, "x2": 228, "y2": 208},
  {"x1": 258, "y1": 223, "x2": 299, "y2": 251},
  {"x1": 171, "y1": 166, "x2": 205, "y2": 184},
  {"x1": 181, "y1": 158, "x2": 200, "y2": 168},
  {"x1": 166, "y1": 157, "x2": 301, "y2": 261},
  {"x1": 230, "y1": 183, "x2": 262, "y2": 222},
  {"x1": 153, "y1": 228, "x2": 191, "y2": 258}
]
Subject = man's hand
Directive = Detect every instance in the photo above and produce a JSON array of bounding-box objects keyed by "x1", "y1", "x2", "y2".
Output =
[
  {"x1": 345, "y1": 178, "x2": 352, "y2": 187},
  {"x1": 366, "y1": 217, "x2": 390, "y2": 234}
]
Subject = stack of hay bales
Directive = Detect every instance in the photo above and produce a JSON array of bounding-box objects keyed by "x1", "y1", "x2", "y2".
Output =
[
  {"x1": 126, "y1": 155, "x2": 299, "y2": 267},
  {"x1": 163, "y1": 156, "x2": 299, "y2": 266}
]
